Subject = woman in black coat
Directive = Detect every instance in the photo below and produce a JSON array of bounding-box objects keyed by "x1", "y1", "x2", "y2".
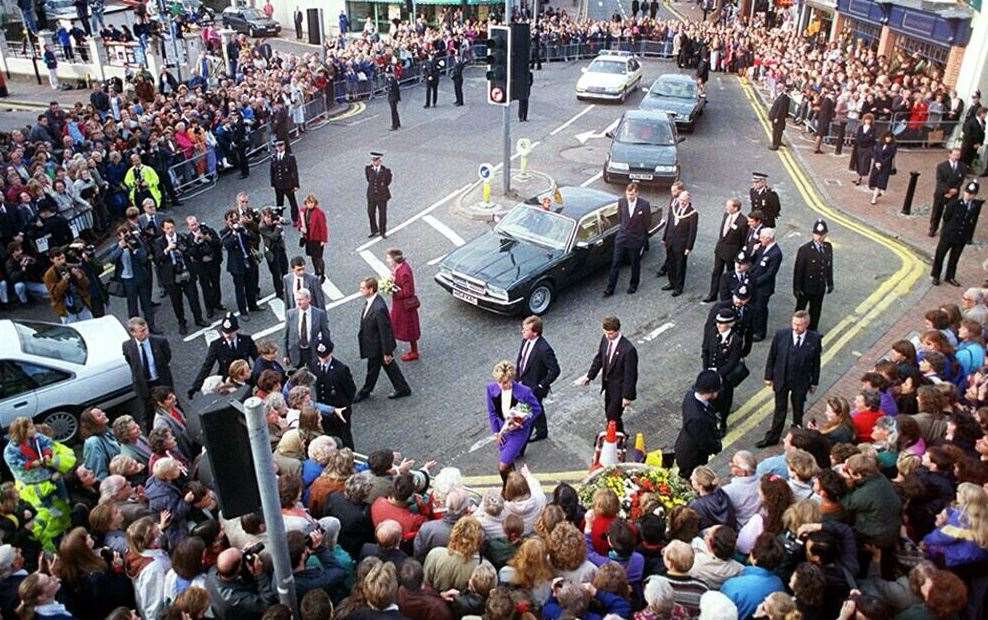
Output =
[
  {"x1": 323, "y1": 475, "x2": 375, "y2": 560},
  {"x1": 853, "y1": 113, "x2": 877, "y2": 185},
  {"x1": 673, "y1": 370, "x2": 723, "y2": 480},
  {"x1": 868, "y1": 132, "x2": 897, "y2": 204}
]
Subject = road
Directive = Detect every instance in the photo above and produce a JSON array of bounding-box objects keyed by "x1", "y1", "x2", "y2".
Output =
[{"x1": 19, "y1": 48, "x2": 926, "y2": 476}]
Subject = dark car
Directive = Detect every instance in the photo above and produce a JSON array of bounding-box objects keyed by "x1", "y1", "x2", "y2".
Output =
[
  {"x1": 435, "y1": 187, "x2": 664, "y2": 315},
  {"x1": 603, "y1": 110, "x2": 683, "y2": 186},
  {"x1": 221, "y1": 6, "x2": 281, "y2": 37},
  {"x1": 639, "y1": 74, "x2": 706, "y2": 131}
]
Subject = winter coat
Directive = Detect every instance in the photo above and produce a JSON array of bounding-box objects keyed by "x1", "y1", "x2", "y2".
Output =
[
  {"x1": 840, "y1": 473, "x2": 902, "y2": 546},
  {"x1": 922, "y1": 507, "x2": 988, "y2": 568},
  {"x1": 688, "y1": 488, "x2": 738, "y2": 531}
]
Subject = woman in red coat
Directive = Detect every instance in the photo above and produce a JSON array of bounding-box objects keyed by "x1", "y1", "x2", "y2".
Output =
[
  {"x1": 300, "y1": 194, "x2": 328, "y2": 281},
  {"x1": 385, "y1": 248, "x2": 421, "y2": 361}
]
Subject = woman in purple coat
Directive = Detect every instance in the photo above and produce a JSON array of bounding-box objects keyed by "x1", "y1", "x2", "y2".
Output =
[{"x1": 486, "y1": 361, "x2": 542, "y2": 487}]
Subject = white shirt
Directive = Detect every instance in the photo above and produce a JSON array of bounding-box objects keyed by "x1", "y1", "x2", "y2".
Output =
[
  {"x1": 720, "y1": 329, "x2": 732, "y2": 344},
  {"x1": 362, "y1": 294, "x2": 377, "y2": 318},
  {"x1": 500, "y1": 387, "x2": 513, "y2": 419},
  {"x1": 294, "y1": 275, "x2": 305, "y2": 292},
  {"x1": 605, "y1": 335, "x2": 620, "y2": 366},
  {"x1": 297, "y1": 307, "x2": 311, "y2": 342},
  {"x1": 722, "y1": 212, "x2": 738, "y2": 238},
  {"x1": 627, "y1": 198, "x2": 637, "y2": 218},
  {"x1": 792, "y1": 331, "x2": 804, "y2": 347},
  {"x1": 520, "y1": 336, "x2": 538, "y2": 374}
]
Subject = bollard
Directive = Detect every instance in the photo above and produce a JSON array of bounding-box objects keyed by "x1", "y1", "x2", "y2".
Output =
[
  {"x1": 482, "y1": 180, "x2": 491, "y2": 203},
  {"x1": 901, "y1": 171, "x2": 920, "y2": 215}
]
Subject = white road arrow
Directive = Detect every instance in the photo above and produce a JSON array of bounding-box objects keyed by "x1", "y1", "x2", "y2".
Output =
[{"x1": 575, "y1": 119, "x2": 620, "y2": 145}]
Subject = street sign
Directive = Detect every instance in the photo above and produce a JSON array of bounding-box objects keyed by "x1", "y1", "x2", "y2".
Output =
[
  {"x1": 516, "y1": 138, "x2": 532, "y2": 155},
  {"x1": 478, "y1": 163, "x2": 494, "y2": 180}
]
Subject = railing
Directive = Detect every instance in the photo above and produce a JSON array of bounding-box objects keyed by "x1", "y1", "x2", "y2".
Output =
[{"x1": 168, "y1": 150, "x2": 217, "y2": 199}]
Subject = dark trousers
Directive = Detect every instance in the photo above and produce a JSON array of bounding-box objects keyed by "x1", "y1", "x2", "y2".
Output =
[
  {"x1": 712, "y1": 383, "x2": 735, "y2": 429},
  {"x1": 323, "y1": 406, "x2": 354, "y2": 450},
  {"x1": 166, "y1": 277, "x2": 204, "y2": 325},
  {"x1": 771, "y1": 120, "x2": 785, "y2": 149},
  {"x1": 707, "y1": 255, "x2": 729, "y2": 299},
  {"x1": 360, "y1": 356, "x2": 410, "y2": 395},
  {"x1": 295, "y1": 21, "x2": 303, "y2": 39},
  {"x1": 929, "y1": 194, "x2": 948, "y2": 233},
  {"x1": 266, "y1": 246, "x2": 289, "y2": 298},
  {"x1": 305, "y1": 241, "x2": 324, "y2": 278},
  {"x1": 453, "y1": 78, "x2": 464, "y2": 104},
  {"x1": 832, "y1": 122, "x2": 846, "y2": 155},
  {"x1": 231, "y1": 264, "x2": 260, "y2": 314},
  {"x1": 795, "y1": 292, "x2": 824, "y2": 331},
  {"x1": 932, "y1": 239, "x2": 965, "y2": 281},
  {"x1": 530, "y1": 53, "x2": 542, "y2": 71},
  {"x1": 666, "y1": 247, "x2": 689, "y2": 292},
  {"x1": 425, "y1": 81, "x2": 438, "y2": 107},
  {"x1": 606, "y1": 242, "x2": 644, "y2": 292},
  {"x1": 518, "y1": 98, "x2": 529, "y2": 121},
  {"x1": 236, "y1": 146, "x2": 250, "y2": 178},
  {"x1": 603, "y1": 389, "x2": 625, "y2": 435},
  {"x1": 767, "y1": 386, "x2": 807, "y2": 441},
  {"x1": 368, "y1": 198, "x2": 388, "y2": 235},
  {"x1": 274, "y1": 188, "x2": 300, "y2": 225},
  {"x1": 157, "y1": 167, "x2": 179, "y2": 205},
  {"x1": 195, "y1": 264, "x2": 222, "y2": 316},
  {"x1": 389, "y1": 101, "x2": 400, "y2": 129},
  {"x1": 530, "y1": 397, "x2": 548, "y2": 440},
  {"x1": 752, "y1": 290, "x2": 772, "y2": 338},
  {"x1": 123, "y1": 278, "x2": 155, "y2": 328}
]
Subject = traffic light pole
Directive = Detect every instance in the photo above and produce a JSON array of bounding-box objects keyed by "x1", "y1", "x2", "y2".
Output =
[{"x1": 502, "y1": 0, "x2": 511, "y2": 194}]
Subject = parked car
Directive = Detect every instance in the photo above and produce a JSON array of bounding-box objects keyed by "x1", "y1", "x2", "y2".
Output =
[
  {"x1": 639, "y1": 73, "x2": 706, "y2": 131},
  {"x1": 575, "y1": 51, "x2": 643, "y2": 103},
  {"x1": 435, "y1": 187, "x2": 664, "y2": 315},
  {"x1": 0, "y1": 317, "x2": 135, "y2": 442},
  {"x1": 220, "y1": 6, "x2": 281, "y2": 37},
  {"x1": 603, "y1": 109, "x2": 684, "y2": 186}
]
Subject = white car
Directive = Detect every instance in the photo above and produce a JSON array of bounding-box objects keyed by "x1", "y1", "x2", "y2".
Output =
[
  {"x1": 576, "y1": 52, "x2": 644, "y2": 103},
  {"x1": 0, "y1": 317, "x2": 135, "y2": 442}
]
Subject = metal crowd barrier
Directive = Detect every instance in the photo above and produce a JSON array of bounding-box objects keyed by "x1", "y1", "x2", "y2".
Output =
[{"x1": 167, "y1": 151, "x2": 217, "y2": 199}]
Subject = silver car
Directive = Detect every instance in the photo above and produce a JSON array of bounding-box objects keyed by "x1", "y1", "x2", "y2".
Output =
[{"x1": 0, "y1": 317, "x2": 135, "y2": 442}]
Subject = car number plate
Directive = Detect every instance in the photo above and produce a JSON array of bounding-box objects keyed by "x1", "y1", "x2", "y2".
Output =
[
  {"x1": 452, "y1": 289, "x2": 479, "y2": 305},
  {"x1": 629, "y1": 173, "x2": 653, "y2": 181}
]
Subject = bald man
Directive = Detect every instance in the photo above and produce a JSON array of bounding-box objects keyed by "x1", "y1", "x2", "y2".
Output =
[{"x1": 205, "y1": 547, "x2": 278, "y2": 620}]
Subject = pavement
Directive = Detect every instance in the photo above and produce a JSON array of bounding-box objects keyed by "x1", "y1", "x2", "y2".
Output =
[{"x1": 0, "y1": 74, "x2": 92, "y2": 131}]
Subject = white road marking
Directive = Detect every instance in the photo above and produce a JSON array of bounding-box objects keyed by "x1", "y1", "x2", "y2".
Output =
[
  {"x1": 183, "y1": 293, "x2": 278, "y2": 342},
  {"x1": 550, "y1": 105, "x2": 595, "y2": 136},
  {"x1": 269, "y1": 298, "x2": 286, "y2": 322},
  {"x1": 637, "y1": 321, "x2": 675, "y2": 344},
  {"x1": 250, "y1": 322, "x2": 285, "y2": 341},
  {"x1": 359, "y1": 250, "x2": 392, "y2": 277},
  {"x1": 575, "y1": 118, "x2": 620, "y2": 145},
  {"x1": 355, "y1": 184, "x2": 471, "y2": 253},
  {"x1": 468, "y1": 435, "x2": 497, "y2": 453},
  {"x1": 581, "y1": 171, "x2": 603, "y2": 187},
  {"x1": 322, "y1": 278, "x2": 345, "y2": 301},
  {"x1": 423, "y1": 215, "x2": 466, "y2": 246},
  {"x1": 427, "y1": 253, "x2": 448, "y2": 266}
]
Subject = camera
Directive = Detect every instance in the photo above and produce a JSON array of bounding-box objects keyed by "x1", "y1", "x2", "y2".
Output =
[
  {"x1": 241, "y1": 541, "x2": 265, "y2": 580},
  {"x1": 123, "y1": 232, "x2": 141, "y2": 250}
]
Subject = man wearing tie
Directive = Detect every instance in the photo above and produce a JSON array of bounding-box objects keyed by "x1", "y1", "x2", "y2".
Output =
[
  {"x1": 188, "y1": 313, "x2": 259, "y2": 399},
  {"x1": 365, "y1": 152, "x2": 393, "y2": 239},
  {"x1": 220, "y1": 209, "x2": 260, "y2": 320},
  {"x1": 154, "y1": 218, "x2": 208, "y2": 336},
  {"x1": 792, "y1": 219, "x2": 834, "y2": 332},
  {"x1": 661, "y1": 191, "x2": 698, "y2": 297},
  {"x1": 284, "y1": 288, "x2": 332, "y2": 369},
  {"x1": 282, "y1": 256, "x2": 325, "y2": 310},
  {"x1": 656, "y1": 181, "x2": 684, "y2": 278},
  {"x1": 932, "y1": 180, "x2": 983, "y2": 287},
  {"x1": 122, "y1": 317, "x2": 173, "y2": 430},
  {"x1": 743, "y1": 210, "x2": 765, "y2": 257},
  {"x1": 515, "y1": 315, "x2": 560, "y2": 443},
  {"x1": 353, "y1": 277, "x2": 411, "y2": 402},
  {"x1": 605, "y1": 183, "x2": 652, "y2": 297},
  {"x1": 576, "y1": 316, "x2": 638, "y2": 434},
  {"x1": 757, "y1": 310, "x2": 822, "y2": 448},
  {"x1": 704, "y1": 198, "x2": 748, "y2": 303},
  {"x1": 269, "y1": 140, "x2": 301, "y2": 225},
  {"x1": 310, "y1": 339, "x2": 357, "y2": 450},
  {"x1": 750, "y1": 227, "x2": 783, "y2": 342},
  {"x1": 929, "y1": 148, "x2": 968, "y2": 237}
]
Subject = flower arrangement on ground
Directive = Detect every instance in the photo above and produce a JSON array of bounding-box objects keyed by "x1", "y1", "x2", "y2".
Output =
[{"x1": 579, "y1": 463, "x2": 694, "y2": 521}]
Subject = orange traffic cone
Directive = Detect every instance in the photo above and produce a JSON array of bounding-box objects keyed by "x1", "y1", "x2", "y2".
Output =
[{"x1": 591, "y1": 421, "x2": 623, "y2": 471}]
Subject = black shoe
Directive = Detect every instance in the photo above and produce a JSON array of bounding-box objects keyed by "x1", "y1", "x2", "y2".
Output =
[
  {"x1": 353, "y1": 392, "x2": 369, "y2": 403},
  {"x1": 603, "y1": 289, "x2": 614, "y2": 297},
  {"x1": 528, "y1": 433, "x2": 548, "y2": 443},
  {"x1": 159, "y1": 290, "x2": 169, "y2": 299},
  {"x1": 947, "y1": 278, "x2": 961, "y2": 287},
  {"x1": 390, "y1": 127, "x2": 399, "y2": 131},
  {"x1": 195, "y1": 319, "x2": 209, "y2": 328},
  {"x1": 755, "y1": 438, "x2": 778, "y2": 449},
  {"x1": 661, "y1": 284, "x2": 675, "y2": 291},
  {"x1": 179, "y1": 324, "x2": 188, "y2": 336},
  {"x1": 368, "y1": 232, "x2": 378, "y2": 238},
  {"x1": 381, "y1": 233, "x2": 387, "y2": 239},
  {"x1": 387, "y1": 390, "x2": 411, "y2": 399},
  {"x1": 932, "y1": 277, "x2": 941, "y2": 286},
  {"x1": 671, "y1": 290, "x2": 682, "y2": 297},
  {"x1": 239, "y1": 313, "x2": 251, "y2": 323},
  {"x1": 626, "y1": 286, "x2": 637, "y2": 295},
  {"x1": 701, "y1": 296, "x2": 716, "y2": 303},
  {"x1": 423, "y1": 104, "x2": 430, "y2": 108},
  {"x1": 239, "y1": 174, "x2": 249, "y2": 179},
  {"x1": 768, "y1": 146, "x2": 779, "y2": 151},
  {"x1": 752, "y1": 335, "x2": 765, "y2": 342}
]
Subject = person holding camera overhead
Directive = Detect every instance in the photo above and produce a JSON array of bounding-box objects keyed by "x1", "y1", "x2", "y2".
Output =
[
  {"x1": 299, "y1": 194, "x2": 327, "y2": 283},
  {"x1": 154, "y1": 218, "x2": 208, "y2": 336},
  {"x1": 109, "y1": 224, "x2": 160, "y2": 334},
  {"x1": 259, "y1": 207, "x2": 289, "y2": 299},
  {"x1": 221, "y1": 209, "x2": 261, "y2": 321},
  {"x1": 43, "y1": 247, "x2": 92, "y2": 324}
]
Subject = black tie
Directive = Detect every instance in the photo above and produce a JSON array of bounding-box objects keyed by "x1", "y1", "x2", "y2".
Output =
[
  {"x1": 140, "y1": 341, "x2": 151, "y2": 381},
  {"x1": 300, "y1": 312, "x2": 309, "y2": 348}
]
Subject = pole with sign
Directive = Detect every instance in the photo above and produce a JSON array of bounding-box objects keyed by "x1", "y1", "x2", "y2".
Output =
[
  {"x1": 516, "y1": 138, "x2": 532, "y2": 178},
  {"x1": 479, "y1": 163, "x2": 494, "y2": 203}
]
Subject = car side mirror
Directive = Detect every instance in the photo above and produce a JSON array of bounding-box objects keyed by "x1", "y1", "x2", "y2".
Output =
[
  {"x1": 605, "y1": 131, "x2": 613, "y2": 139},
  {"x1": 677, "y1": 136, "x2": 686, "y2": 143}
]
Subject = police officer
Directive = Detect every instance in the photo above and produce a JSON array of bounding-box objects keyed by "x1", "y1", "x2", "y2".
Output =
[
  {"x1": 188, "y1": 313, "x2": 259, "y2": 399},
  {"x1": 365, "y1": 152, "x2": 393, "y2": 239},
  {"x1": 269, "y1": 140, "x2": 301, "y2": 226},
  {"x1": 450, "y1": 51, "x2": 466, "y2": 106},
  {"x1": 707, "y1": 284, "x2": 755, "y2": 358},
  {"x1": 386, "y1": 67, "x2": 401, "y2": 130},
  {"x1": 423, "y1": 54, "x2": 440, "y2": 108},
  {"x1": 718, "y1": 250, "x2": 752, "y2": 302},
  {"x1": 310, "y1": 338, "x2": 357, "y2": 450},
  {"x1": 932, "y1": 180, "x2": 983, "y2": 286},
  {"x1": 793, "y1": 218, "x2": 834, "y2": 331},
  {"x1": 701, "y1": 307, "x2": 745, "y2": 436},
  {"x1": 749, "y1": 173, "x2": 781, "y2": 228}
]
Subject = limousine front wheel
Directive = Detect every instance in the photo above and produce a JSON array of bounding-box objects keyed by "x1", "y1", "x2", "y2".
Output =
[{"x1": 526, "y1": 281, "x2": 554, "y2": 315}]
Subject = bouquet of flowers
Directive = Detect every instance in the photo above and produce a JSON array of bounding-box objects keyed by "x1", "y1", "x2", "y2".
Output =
[
  {"x1": 579, "y1": 464, "x2": 694, "y2": 521},
  {"x1": 378, "y1": 276, "x2": 400, "y2": 295},
  {"x1": 506, "y1": 403, "x2": 532, "y2": 430}
]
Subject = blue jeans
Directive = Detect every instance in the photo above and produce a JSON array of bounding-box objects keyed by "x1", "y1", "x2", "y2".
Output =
[
  {"x1": 60, "y1": 308, "x2": 93, "y2": 324},
  {"x1": 90, "y1": 9, "x2": 105, "y2": 32}
]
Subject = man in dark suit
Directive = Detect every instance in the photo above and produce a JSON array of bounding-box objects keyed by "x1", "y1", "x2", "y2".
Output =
[
  {"x1": 631, "y1": 0, "x2": 639, "y2": 17},
  {"x1": 310, "y1": 339, "x2": 357, "y2": 450},
  {"x1": 269, "y1": 141, "x2": 301, "y2": 226},
  {"x1": 702, "y1": 308, "x2": 745, "y2": 435},
  {"x1": 576, "y1": 316, "x2": 638, "y2": 434},
  {"x1": 661, "y1": 191, "x2": 698, "y2": 297},
  {"x1": 185, "y1": 216, "x2": 225, "y2": 320},
  {"x1": 283, "y1": 256, "x2": 325, "y2": 310},
  {"x1": 450, "y1": 51, "x2": 466, "y2": 106},
  {"x1": 749, "y1": 173, "x2": 781, "y2": 228},
  {"x1": 929, "y1": 148, "x2": 969, "y2": 237},
  {"x1": 812, "y1": 90, "x2": 835, "y2": 154},
  {"x1": 386, "y1": 68, "x2": 401, "y2": 130},
  {"x1": 188, "y1": 313, "x2": 259, "y2": 399},
  {"x1": 516, "y1": 315, "x2": 560, "y2": 443},
  {"x1": 655, "y1": 180, "x2": 684, "y2": 278},
  {"x1": 719, "y1": 250, "x2": 752, "y2": 302},
  {"x1": 353, "y1": 277, "x2": 411, "y2": 402},
  {"x1": 932, "y1": 180, "x2": 983, "y2": 287},
  {"x1": 793, "y1": 219, "x2": 834, "y2": 332},
  {"x1": 284, "y1": 288, "x2": 332, "y2": 369},
  {"x1": 605, "y1": 183, "x2": 652, "y2": 296},
  {"x1": 365, "y1": 152, "x2": 393, "y2": 239},
  {"x1": 108, "y1": 225, "x2": 160, "y2": 334},
  {"x1": 750, "y1": 227, "x2": 783, "y2": 342},
  {"x1": 768, "y1": 86, "x2": 791, "y2": 150},
  {"x1": 704, "y1": 198, "x2": 747, "y2": 302},
  {"x1": 743, "y1": 210, "x2": 765, "y2": 256},
  {"x1": 220, "y1": 209, "x2": 260, "y2": 319},
  {"x1": 674, "y1": 370, "x2": 722, "y2": 480},
  {"x1": 960, "y1": 107, "x2": 985, "y2": 168},
  {"x1": 154, "y1": 218, "x2": 208, "y2": 336},
  {"x1": 757, "y1": 310, "x2": 822, "y2": 447},
  {"x1": 422, "y1": 55, "x2": 440, "y2": 108},
  {"x1": 122, "y1": 316, "x2": 173, "y2": 430}
]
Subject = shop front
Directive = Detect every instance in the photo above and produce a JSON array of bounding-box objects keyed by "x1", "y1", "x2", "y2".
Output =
[
  {"x1": 346, "y1": 0, "x2": 504, "y2": 33},
  {"x1": 800, "y1": 0, "x2": 837, "y2": 41}
]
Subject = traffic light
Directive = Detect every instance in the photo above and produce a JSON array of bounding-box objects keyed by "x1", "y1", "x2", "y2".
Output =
[
  {"x1": 486, "y1": 25, "x2": 510, "y2": 106},
  {"x1": 510, "y1": 22, "x2": 532, "y2": 102}
]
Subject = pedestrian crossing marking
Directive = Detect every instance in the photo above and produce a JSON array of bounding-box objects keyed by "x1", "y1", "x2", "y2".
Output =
[
  {"x1": 359, "y1": 250, "x2": 391, "y2": 278},
  {"x1": 322, "y1": 278, "x2": 345, "y2": 301},
  {"x1": 423, "y1": 215, "x2": 466, "y2": 246},
  {"x1": 269, "y1": 298, "x2": 286, "y2": 322}
]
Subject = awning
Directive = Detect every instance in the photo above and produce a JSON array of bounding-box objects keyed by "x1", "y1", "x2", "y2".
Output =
[
  {"x1": 874, "y1": 0, "x2": 975, "y2": 18},
  {"x1": 805, "y1": 0, "x2": 838, "y2": 11}
]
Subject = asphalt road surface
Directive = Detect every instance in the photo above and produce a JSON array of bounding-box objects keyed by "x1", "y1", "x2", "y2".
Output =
[{"x1": 21, "y1": 51, "x2": 927, "y2": 475}]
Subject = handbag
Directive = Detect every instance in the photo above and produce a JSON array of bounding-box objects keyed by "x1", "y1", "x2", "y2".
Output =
[
  {"x1": 725, "y1": 360, "x2": 750, "y2": 387},
  {"x1": 106, "y1": 279, "x2": 126, "y2": 298},
  {"x1": 402, "y1": 295, "x2": 421, "y2": 311}
]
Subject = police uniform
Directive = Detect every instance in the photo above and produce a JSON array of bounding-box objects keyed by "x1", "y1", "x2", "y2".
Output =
[
  {"x1": 309, "y1": 339, "x2": 357, "y2": 450},
  {"x1": 386, "y1": 72, "x2": 401, "y2": 130},
  {"x1": 793, "y1": 219, "x2": 834, "y2": 332},
  {"x1": 708, "y1": 284, "x2": 754, "y2": 358},
  {"x1": 701, "y1": 307, "x2": 744, "y2": 434},
  {"x1": 450, "y1": 55, "x2": 466, "y2": 106},
  {"x1": 365, "y1": 152, "x2": 393, "y2": 238},
  {"x1": 423, "y1": 56, "x2": 440, "y2": 108},
  {"x1": 188, "y1": 314, "x2": 259, "y2": 398},
  {"x1": 718, "y1": 250, "x2": 752, "y2": 301},
  {"x1": 932, "y1": 180, "x2": 984, "y2": 286},
  {"x1": 749, "y1": 172, "x2": 781, "y2": 228}
]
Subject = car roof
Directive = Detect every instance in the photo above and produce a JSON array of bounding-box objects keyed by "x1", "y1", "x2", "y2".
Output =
[
  {"x1": 620, "y1": 109, "x2": 676, "y2": 125},
  {"x1": 653, "y1": 73, "x2": 696, "y2": 84},
  {"x1": 523, "y1": 187, "x2": 619, "y2": 219},
  {"x1": 593, "y1": 54, "x2": 631, "y2": 63}
]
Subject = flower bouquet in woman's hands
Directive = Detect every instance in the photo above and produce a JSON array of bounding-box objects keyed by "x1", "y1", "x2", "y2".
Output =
[
  {"x1": 506, "y1": 403, "x2": 532, "y2": 431},
  {"x1": 378, "y1": 276, "x2": 400, "y2": 295}
]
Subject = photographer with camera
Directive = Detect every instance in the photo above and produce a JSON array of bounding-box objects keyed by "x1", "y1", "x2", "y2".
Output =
[
  {"x1": 287, "y1": 527, "x2": 347, "y2": 602},
  {"x1": 69, "y1": 241, "x2": 109, "y2": 318},
  {"x1": 109, "y1": 224, "x2": 160, "y2": 334},
  {"x1": 4, "y1": 240, "x2": 49, "y2": 306},
  {"x1": 221, "y1": 209, "x2": 260, "y2": 320},
  {"x1": 259, "y1": 207, "x2": 289, "y2": 300},
  {"x1": 154, "y1": 218, "x2": 209, "y2": 336},
  {"x1": 186, "y1": 215, "x2": 225, "y2": 320},
  {"x1": 205, "y1": 545, "x2": 278, "y2": 620},
  {"x1": 43, "y1": 247, "x2": 93, "y2": 324}
]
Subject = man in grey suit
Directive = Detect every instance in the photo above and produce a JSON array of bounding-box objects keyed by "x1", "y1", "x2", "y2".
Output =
[
  {"x1": 284, "y1": 288, "x2": 332, "y2": 369},
  {"x1": 282, "y1": 256, "x2": 325, "y2": 310},
  {"x1": 353, "y1": 277, "x2": 411, "y2": 402}
]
